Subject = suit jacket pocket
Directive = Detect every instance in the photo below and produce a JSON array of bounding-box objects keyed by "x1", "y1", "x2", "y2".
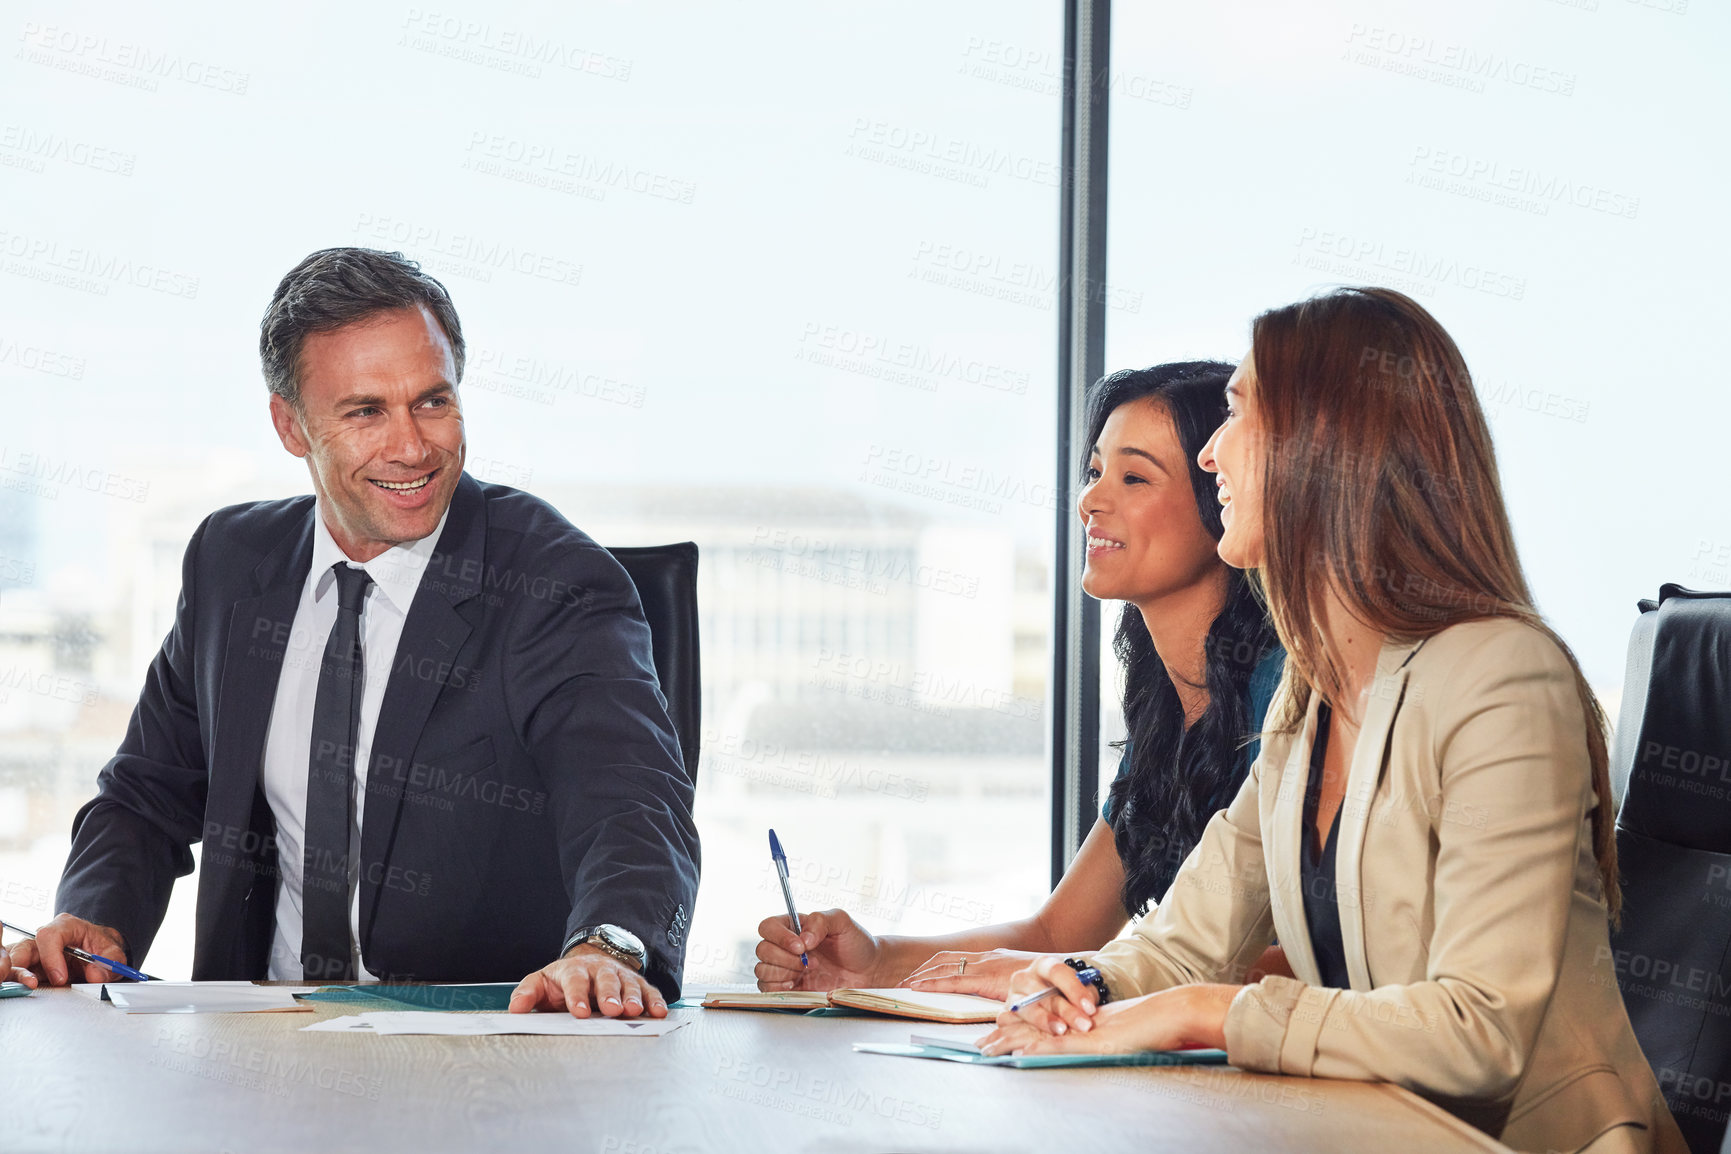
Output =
[{"x1": 1503, "y1": 1065, "x2": 1646, "y2": 1154}]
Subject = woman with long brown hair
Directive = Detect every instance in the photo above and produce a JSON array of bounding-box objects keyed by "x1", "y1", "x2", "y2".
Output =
[{"x1": 981, "y1": 288, "x2": 1684, "y2": 1154}]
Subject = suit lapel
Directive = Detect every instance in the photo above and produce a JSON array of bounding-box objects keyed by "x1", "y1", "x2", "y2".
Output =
[
  {"x1": 1267, "y1": 691, "x2": 1324, "y2": 986},
  {"x1": 206, "y1": 516, "x2": 314, "y2": 836},
  {"x1": 1335, "y1": 637, "x2": 1424, "y2": 990},
  {"x1": 358, "y1": 476, "x2": 484, "y2": 948},
  {"x1": 197, "y1": 512, "x2": 313, "y2": 953}
]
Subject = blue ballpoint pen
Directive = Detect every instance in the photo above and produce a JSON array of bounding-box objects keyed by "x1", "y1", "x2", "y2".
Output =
[
  {"x1": 767, "y1": 830, "x2": 808, "y2": 967},
  {"x1": 1, "y1": 919, "x2": 158, "y2": 982},
  {"x1": 1006, "y1": 967, "x2": 1105, "y2": 1014}
]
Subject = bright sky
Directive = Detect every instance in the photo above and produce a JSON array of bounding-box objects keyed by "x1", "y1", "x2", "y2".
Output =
[{"x1": 2, "y1": 0, "x2": 1726, "y2": 688}]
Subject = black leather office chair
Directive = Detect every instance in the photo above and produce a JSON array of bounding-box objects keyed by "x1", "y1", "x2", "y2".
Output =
[
  {"x1": 606, "y1": 542, "x2": 701, "y2": 784},
  {"x1": 1607, "y1": 585, "x2": 1731, "y2": 1154}
]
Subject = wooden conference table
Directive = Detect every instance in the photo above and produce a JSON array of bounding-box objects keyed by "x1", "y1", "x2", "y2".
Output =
[{"x1": 0, "y1": 987, "x2": 1512, "y2": 1153}]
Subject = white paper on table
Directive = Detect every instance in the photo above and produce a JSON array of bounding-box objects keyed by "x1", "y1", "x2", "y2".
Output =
[
  {"x1": 300, "y1": 1011, "x2": 690, "y2": 1037},
  {"x1": 74, "y1": 982, "x2": 316, "y2": 1002},
  {"x1": 908, "y1": 1029, "x2": 988, "y2": 1054},
  {"x1": 105, "y1": 981, "x2": 318, "y2": 1014},
  {"x1": 301, "y1": 1016, "x2": 378, "y2": 1033}
]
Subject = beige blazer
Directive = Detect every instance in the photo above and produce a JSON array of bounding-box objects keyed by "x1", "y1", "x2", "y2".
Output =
[{"x1": 1088, "y1": 619, "x2": 1686, "y2": 1154}]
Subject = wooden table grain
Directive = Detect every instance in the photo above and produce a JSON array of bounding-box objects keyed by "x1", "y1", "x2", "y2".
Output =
[{"x1": 0, "y1": 989, "x2": 1511, "y2": 1153}]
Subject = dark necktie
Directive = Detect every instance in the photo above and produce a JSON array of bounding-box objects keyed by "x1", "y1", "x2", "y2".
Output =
[{"x1": 302, "y1": 563, "x2": 373, "y2": 981}]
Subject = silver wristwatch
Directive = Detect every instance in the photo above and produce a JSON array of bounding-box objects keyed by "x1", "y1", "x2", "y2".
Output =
[{"x1": 564, "y1": 923, "x2": 647, "y2": 971}]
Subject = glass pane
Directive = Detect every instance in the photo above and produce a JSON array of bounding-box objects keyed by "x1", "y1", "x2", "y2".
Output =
[
  {"x1": 0, "y1": 2, "x2": 1059, "y2": 981},
  {"x1": 1105, "y1": 1, "x2": 1728, "y2": 715}
]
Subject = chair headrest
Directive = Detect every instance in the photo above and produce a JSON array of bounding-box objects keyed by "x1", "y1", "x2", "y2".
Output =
[{"x1": 1614, "y1": 585, "x2": 1731, "y2": 853}]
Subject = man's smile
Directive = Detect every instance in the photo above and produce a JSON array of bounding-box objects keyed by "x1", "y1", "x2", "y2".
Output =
[{"x1": 369, "y1": 471, "x2": 436, "y2": 492}]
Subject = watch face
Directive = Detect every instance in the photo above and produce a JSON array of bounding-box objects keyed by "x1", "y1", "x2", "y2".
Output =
[{"x1": 597, "y1": 925, "x2": 645, "y2": 957}]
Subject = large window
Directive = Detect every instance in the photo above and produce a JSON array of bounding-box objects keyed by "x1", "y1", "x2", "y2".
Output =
[
  {"x1": 13, "y1": 1, "x2": 1712, "y2": 983},
  {"x1": 0, "y1": 2, "x2": 1060, "y2": 979},
  {"x1": 1098, "y1": 0, "x2": 1728, "y2": 763}
]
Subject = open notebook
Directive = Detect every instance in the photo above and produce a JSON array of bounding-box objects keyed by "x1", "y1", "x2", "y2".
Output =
[{"x1": 700, "y1": 988, "x2": 1003, "y2": 1024}]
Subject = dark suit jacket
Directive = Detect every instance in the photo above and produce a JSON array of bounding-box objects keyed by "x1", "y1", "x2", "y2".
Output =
[{"x1": 57, "y1": 474, "x2": 701, "y2": 998}]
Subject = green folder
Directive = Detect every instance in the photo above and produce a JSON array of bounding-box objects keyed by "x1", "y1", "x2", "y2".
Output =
[
  {"x1": 298, "y1": 983, "x2": 519, "y2": 1011},
  {"x1": 852, "y1": 1041, "x2": 1230, "y2": 1069}
]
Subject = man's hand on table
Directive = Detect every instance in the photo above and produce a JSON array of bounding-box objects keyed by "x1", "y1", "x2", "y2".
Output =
[
  {"x1": 2, "y1": 913, "x2": 130, "y2": 987},
  {"x1": 508, "y1": 944, "x2": 667, "y2": 1019}
]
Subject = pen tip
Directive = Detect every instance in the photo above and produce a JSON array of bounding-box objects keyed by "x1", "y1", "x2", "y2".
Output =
[{"x1": 768, "y1": 829, "x2": 782, "y2": 856}]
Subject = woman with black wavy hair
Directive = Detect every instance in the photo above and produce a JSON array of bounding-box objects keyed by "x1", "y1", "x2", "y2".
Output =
[{"x1": 753, "y1": 361, "x2": 1286, "y2": 997}]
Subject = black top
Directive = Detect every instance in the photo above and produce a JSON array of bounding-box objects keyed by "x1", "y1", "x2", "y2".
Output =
[{"x1": 1300, "y1": 703, "x2": 1352, "y2": 989}]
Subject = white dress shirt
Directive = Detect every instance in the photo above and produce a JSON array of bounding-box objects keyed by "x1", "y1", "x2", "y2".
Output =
[{"x1": 261, "y1": 503, "x2": 448, "y2": 980}]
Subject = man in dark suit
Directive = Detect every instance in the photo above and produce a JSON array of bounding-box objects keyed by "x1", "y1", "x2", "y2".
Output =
[{"x1": 7, "y1": 248, "x2": 700, "y2": 1018}]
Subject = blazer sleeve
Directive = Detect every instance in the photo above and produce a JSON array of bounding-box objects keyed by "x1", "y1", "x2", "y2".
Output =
[
  {"x1": 1224, "y1": 628, "x2": 1592, "y2": 1101},
  {"x1": 56, "y1": 518, "x2": 211, "y2": 966},
  {"x1": 500, "y1": 542, "x2": 700, "y2": 999},
  {"x1": 1087, "y1": 744, "x2": 1277, "y2": 996}
]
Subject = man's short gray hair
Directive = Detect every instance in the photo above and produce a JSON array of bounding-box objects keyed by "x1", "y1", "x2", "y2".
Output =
[{"x1": 259, "y1": 247, "x2": 466, "y2": 407}]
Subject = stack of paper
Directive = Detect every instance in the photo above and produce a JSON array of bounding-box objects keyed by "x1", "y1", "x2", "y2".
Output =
[
  {"x1": 103, "y1": 982, "x2": 317, "y2": 1014},
  {"x1": 301, "y1": 1012, "x2": 690, "y2": 1037}
]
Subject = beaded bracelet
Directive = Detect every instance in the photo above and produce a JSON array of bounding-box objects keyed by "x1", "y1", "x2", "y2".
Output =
[{"x1": 1063, "y1": 957, "x2": 1112, "y2": 1005}]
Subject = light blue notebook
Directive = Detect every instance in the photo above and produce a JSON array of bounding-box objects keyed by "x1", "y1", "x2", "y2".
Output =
[{"x1": 853, "y1": 1041, "x2": 1229, "y2": 1069}]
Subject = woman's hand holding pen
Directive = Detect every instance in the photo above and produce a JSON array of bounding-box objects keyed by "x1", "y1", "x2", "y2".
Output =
[
  {"x1": 977, "y1": 958, "x2": 1240, "y2": 1057},
  {"x1": 903, "y1": 949, "x2": 1050, "y2": 1000},
  {"x1": 754, "y1": 909, "x2": 885, "y2": 991},
  {"x1": 995, "y1": 955, "x2": 1101, "y2": 1037}
]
